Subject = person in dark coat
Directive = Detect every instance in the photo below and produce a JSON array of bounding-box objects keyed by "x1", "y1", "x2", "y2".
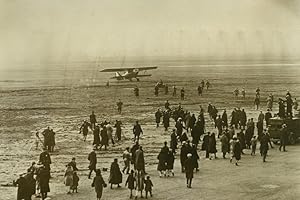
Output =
[
  {"x1": 232, "y1": 137, "x2": 241, "y2": 166},
  {"x1": 88, "y1": 150, "x2": 97, "y2": 179},
  {"x1": 215, "y1": 115, "x2": 223, "y2": 138},
  {"x1": 93, "y1": 125, "x2": 101, "y2": 149},
  {"x1": 185, "y1": 154, "x2": 194, "y2": 188},
  {"x1": 279, "y1": 124, "x2": 288, "y2": 152},
  {"x1": 71, "y1": 171, "x2": 79, "y2": 193},
  {"x1": 157, "y1": 142, "x2": 169, "y2": 177},
  {"x1": 125, "y1": 170, "x2": 136, "y2": 198},
  {"x1": 170, "y1": 129, "x2": 178, "y2": 153},
  {"x1": 41, "y1": 127, "x2": 51, "y2": 150},
  {"x1": 48, "y1": 129, "x2": 55, "y2": 152},
  {"x1": 201, "y1": 133, "x2": 210, "y2": 159},
  {"x1": 180, "y1": 142, "x2": 188, "y2": 172},
  {"x1": 133, "y1": 121, "x2": 143, "y2": 143},
  {"x1": 14, "y1": 175, "x2": 28, "y2": 200},
  {"x1": 241, "y1": 109, "x2": 247, "y2": 129},
  {"x1": 245, "y1": 127, "x2": 252, "y2": 149},
  {"x1": 191, "y1": 144, "x2": 199, "y2": 171},
  {"x1": 191, "y1": 121, "x2": 201, "y2": 147},
  {"x1": 68, "y1": 157, "x2": 78, "y2": 171},
  {"x1": 220, "y1": 134, "x2": 229, "y2": 158},
  {"x1": 197, "y1": 85, "x2": 203, "y2": 96},
  {"x1": 222, "y1": 110, "x2": 228, "y2": 128},
  {"x1": 180, "y1": 132, "x2": 189, "y2": 144},
  {"x1": 25, "y1": 170, "x2": 36, "y2": 199},
  {"x1": 144, "y1": 175, "x2": 153, "y2": 198},
  {"x1": 180, "y1": 88, "x2": 185, "y2": 100},
  {"x1": 260, "y1": 132, "x2": 270, "y2": 162},
  {"x1": 100, "y1": 126, "x2": 108, "y2": 150},
  {"x1": 80, "y1": 121, "x2": 90, "y2": 142},
  {"x1": 109, "y1": 159, "x2": 122, "y2": 188},
  {"x1": 92, "y1": 169, "x2": 107, "y2": 200},
  {"x1": 164, "y1": 100, "x2": 170, "y2": 110},
  {"x1": 254, "y1": 96, "x2": 260, "y2": 110},
  {"x1": 114, "y1": 120, "x2": 122, "y2": 141},
  {"x1": 166, "y1": 150, "x2": 175, "y2": 176},
  {"x1": 163, "y1": 111, "x2": 170, "y2": 131},
  {"x1": 135, "y1": 146, "x2": 145, "y2": 173},
  {"x1": 39, "y1": 148, "x2": 51, "y2": 176},
  {"x1": 90, "y1": 111, "x2": 97, "y2": 130},
  {"x1": 39, "y1": 166, "x2": 50, "y2": 200},
  {"x1": 155, "y1": 109, "x2": 162, "y2": 128},
  {"x1": 208, "y1": 133, "x2": 217, "y2": 159},
  {"x1": 131, "y1": 141, "x2": 140, "y2": 166},
  {"x1": 237, "y1": 131, "x2": 246, "y2": 154}
]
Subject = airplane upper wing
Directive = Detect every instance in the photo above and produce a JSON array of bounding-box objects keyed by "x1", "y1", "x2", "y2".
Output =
[{"x1": 100, "y1": 66, "x2": 157, "y2": 72}]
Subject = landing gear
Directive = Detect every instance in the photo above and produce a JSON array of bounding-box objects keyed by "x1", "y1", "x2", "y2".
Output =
[{"x1": 136, "y1": 78, "x2": 140, "y2": 82}]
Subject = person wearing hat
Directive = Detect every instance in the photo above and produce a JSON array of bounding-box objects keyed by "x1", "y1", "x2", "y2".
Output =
[
  {"x1": 39, "y1": 148, "x2": 51, "y2": 176},
  {"x1": 109, "y1": 158, "x2": 122, "y2": 189},
  {"x1": 68, "y1": 157, "x2": 78, "y2": 171},
  {"x1": 133, "y1": 121, "x2": 143, "y2": 143},
  {"x1": 90, "y1": 111, "x2": 97, "y2": 130},
  {"x1": 279, "y1": 124, "x2": 288, "y2": 152},
  {"x1": 170, "y1": 129, "x2": 178, "y2": 154},
  {"x1": 92, "y1": 169, "x2": 107, "y2": 200},
  {"x1": 260, "y1": 132, "x2": 270, "y2": 162},
  {"x1": 88, "y1": 149, "x2": 97, "y2": 179},
  {"x1": 185, "y1": 153, "x2": 194, "y2": 188},
  {"x1": 180, "y1": 141, "x2": 188, "y2": 172},
  {"x1": 230, "y1": 135, "x2": 241, "y2": 166},
  {"x1": 93, "y1": 125, "x2": 101, "y2": 150}
]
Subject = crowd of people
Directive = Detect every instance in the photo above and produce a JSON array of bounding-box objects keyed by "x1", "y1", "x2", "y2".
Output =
[{"x1": 13, "y1": 84, "x2": 299, "y2": 200}]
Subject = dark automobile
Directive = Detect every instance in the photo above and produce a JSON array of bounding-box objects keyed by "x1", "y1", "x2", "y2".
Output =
[{"x1": 268, "y1": 115, "x2": 300, "y2": 144}]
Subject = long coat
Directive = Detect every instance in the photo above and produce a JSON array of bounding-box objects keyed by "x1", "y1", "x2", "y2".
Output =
[
  {"x1": 233, "y1": 141, "x2": 241, "y2": 160},
  {"x1": 100, "y1": 128, "x2": 108, "y2": 146},
  {"x1": 92, "y1": 175, "x2": 106, "y2": 198},
  {"x1": 135, "y1": 149, "x2": 145, "y2": 171},
  {"x1": 40, "y1": 167, "x2": 50, "y2": 193},
  {"x1": 64, "y1": 166, "x2": 73, "y2": 186},
  {"x1": 88, "y1": 151, "x2": 97, "y2": 170},
  {"x1": 157, "y1": 150, "x2": 168, "y2": 171},
  {"x1": 208, "y1": 135, "x2": 217, "y2": 153},
  {"x1": 109, "y1": 162, "x2": 122, "y2": 184},
  {"x1": 16, "y1": 177, "x2": 27, "y2": 200},
  {"x1": 126, "y1": 174, "x2": 136, "y2": 190},
  {"x1": 185, "y1": 158, "x2": 194, "y2": 179},
  {"x1": 93, "y1": 127, "x2": 101, "y2": 145},
  {"x1": 220, "y1": 134, "x2": 229, "y2": 153}
]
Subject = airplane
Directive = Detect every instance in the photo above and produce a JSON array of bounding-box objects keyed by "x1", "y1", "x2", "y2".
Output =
[{"x1": 100, "y1": 66, "x2": 158, "y2": 81}]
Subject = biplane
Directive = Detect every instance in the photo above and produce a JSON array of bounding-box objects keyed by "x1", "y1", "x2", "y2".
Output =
[{"x1": 100, "y1": 66, "x2": 158, "y2": 81}]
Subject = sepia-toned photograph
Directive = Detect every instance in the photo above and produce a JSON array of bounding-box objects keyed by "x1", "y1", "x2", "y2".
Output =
[{"x1": 0, "y1": 0, "x2": 300, "y2": 200}]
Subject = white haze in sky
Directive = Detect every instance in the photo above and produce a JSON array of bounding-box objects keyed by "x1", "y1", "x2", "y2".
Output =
[{"x1": 1, "y1": 0, "x2": 300, "y2": 67}]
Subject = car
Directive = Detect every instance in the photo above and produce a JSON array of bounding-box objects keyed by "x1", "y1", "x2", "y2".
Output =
[{"x1": 268, "y1": 115, "x2": 300, "y2": 144}]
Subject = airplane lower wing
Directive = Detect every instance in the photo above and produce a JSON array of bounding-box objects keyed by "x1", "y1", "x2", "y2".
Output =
[{"x1": 136, "y1": 74, "x2": 152, "y2": 77}]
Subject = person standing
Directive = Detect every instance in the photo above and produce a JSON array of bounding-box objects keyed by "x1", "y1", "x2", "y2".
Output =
[
  {"x1": 125, "y1": 170, "x2": 136, "y2": 199},
  {"x1": 39, "y1": 166, "x2": 50, "y2": 200},
  {"x1": 172, "y1": 85, "x2": 177, "y2": 96},
  {"x1": 208, "y1": 133, "x2": 217, "y2": 159},
  {"x1": 133, "y1": 121, "x2": 143, "y2": 143},
  {"x1": 222, "y1": 110, "x2": 228, "y2": 128},
  {"x1": 260, "y1": 133, "x2": 269, "y2": 162},
  {"x1": 155, "y1": 109, "x2": 162, "y2": 128},
  {"x1": 220, "y1": 134, "x2": 229, "y2": 158},
  {"x1": 164, "y1": 84, "x2": 169, "y2": 95},
  {"x1": 180, "y1": 88, "x2": 185, "y2": 100},
  {"x1": 106, "y1": 122, "x2": 115, "y2": 146},
  {"x1": 92, "y1": 169, "x2": 107, "y2": 200},
  {"x1": 265, "y1": 109, "x2": 272, "y2": 127},
  {"x1": 71, "y1": 171, "x2": 79, "y2": 193},
  {"x1": 39, "y1": 148, "x2": 51, "y2": 176},
  {"x1": 180, "y1": 142, "x2": 188, "y2": 172},
  {"x1": 122, "y1": 147, "x2": 131, "y2": 174},
  {"x1": 163, "y1": 111, "x2": 170, "y2": 131},
  {"x1": 114, "y1": 120, "x2": 122, "y2": 141},
  {"x1": 254, "y1": 96, "x2": 260, "y2": 110},
  {"x1": 64, "y1": 165, "x2": 73, "y2": 194},
  {"x1": 230, "y1": 136, "x2": 241, "y2": 166},
  {"x1": 100, "y1": 126, "x2": 109, "y2": 150},
  {"x1": 170, "y1": 129, "x2": 178, "y2": 154},
  {"x1": 185, "y1": 153, "x2": 194, "y2": 188},
  {"x1": 117, "y1": 99, "x2": 123, "y2": 114},
  {"x1": 250, "y1": 136, "x2": 257, "y2": 155},
  {"x1": 48, "y1": 129, "x2": 55, "y2": 152},
  {"x1": 166, "y1": 150, "x2": 175, "y2": 176},
  {"x1": 93, "y1": 125, "x2": 101, "y2": 150},
  {"x1": 80, "y1": 121, "x2": 90, "y2": 142},
  {"x1": 279, "y1": 124, "x2": 288, "y2": 152},
  {"x1": 88, "y1": 150, "x2": 97, "y2": 179},
  {"x1": 135, "y1": 146, "x2": 145, "y2": 173},
  {"x1": 90, "y1": 111, "x2": 97, "y2": 130},
  {"x1": 144, "y1": 176, "x2": 153, "y2": 198},
  {"x1": 197, "y1": 85, "x2": 203, "y2": 96},
  {"x1": 109, "y1": 159, "x2": 122, "y2": 188}
]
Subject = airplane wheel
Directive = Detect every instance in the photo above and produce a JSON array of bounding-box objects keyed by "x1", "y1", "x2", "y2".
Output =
[{"x1": 137, "y1": 78, "x2": 140, "y2": 82}]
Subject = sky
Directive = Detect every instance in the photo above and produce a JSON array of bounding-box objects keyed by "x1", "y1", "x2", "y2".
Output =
[{"x1": 1, "y1": 0, "x2": 300, "y2": 66}]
